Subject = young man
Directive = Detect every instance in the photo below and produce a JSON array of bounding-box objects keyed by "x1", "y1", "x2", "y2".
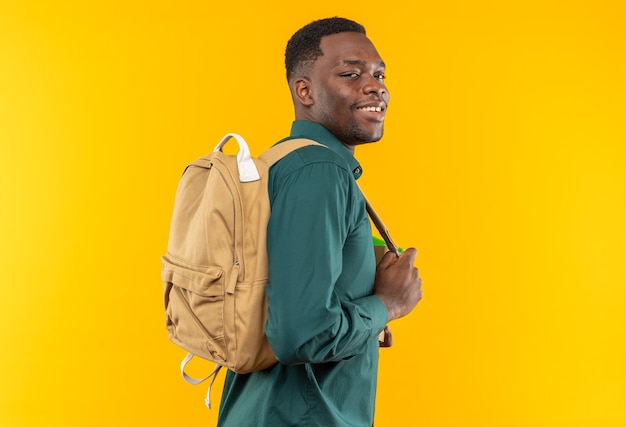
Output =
[{"x1": 217, "y1": 17, "x2": 422, "y2": 427}]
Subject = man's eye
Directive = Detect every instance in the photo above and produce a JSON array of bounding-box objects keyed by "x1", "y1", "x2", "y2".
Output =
[
  {"x1": 342, "y1": 72, "x2": 360, "y2": 78},
  {"x1": 375, "y1": 73, "x2": 386, "y2": 80}
]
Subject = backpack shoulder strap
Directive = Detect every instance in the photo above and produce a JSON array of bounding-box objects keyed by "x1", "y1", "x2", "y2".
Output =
[
  {"x1": 359, "y1": 188, "x2": 400, "y2": 256},
  {"x1": 259, "y1": 138, "x2": 323, "y2": 166}
]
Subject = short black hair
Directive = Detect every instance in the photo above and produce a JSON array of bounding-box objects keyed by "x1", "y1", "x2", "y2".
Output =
[{"x1": 285, "y1": 17, "x2": 366, "y2": 81}]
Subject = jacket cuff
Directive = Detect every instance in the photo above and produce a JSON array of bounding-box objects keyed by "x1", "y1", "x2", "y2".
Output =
[{"x1": 356, "y1": 295, "x2": 389, "y2": 338}]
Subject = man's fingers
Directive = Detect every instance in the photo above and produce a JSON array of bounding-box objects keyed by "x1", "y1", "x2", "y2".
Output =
[
  {"x1": 378, "y1": 247, "x2": 418, "y2": 271},
  {"x1": 378, "y1": 250, "x2": 399, "y2": 268},
  {"x1": 399, "y1": 247, "x2": 418, "y2": 264}
]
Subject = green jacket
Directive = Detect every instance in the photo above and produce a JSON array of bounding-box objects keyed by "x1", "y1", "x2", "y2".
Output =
[{"x1": 217, "y1": 121, "x2": 388, "y2": 427}]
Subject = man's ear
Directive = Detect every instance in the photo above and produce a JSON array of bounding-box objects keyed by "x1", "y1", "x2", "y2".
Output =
[{"x1": 293, "y1": 77, "x2": 314, "y2": 106}]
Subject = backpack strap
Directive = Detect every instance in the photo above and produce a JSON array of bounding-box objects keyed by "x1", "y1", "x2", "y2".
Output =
[
  {"x1": 360, "y1": 189, "x2": 400, "y2": 256},
  {"x1": 180, "y1": 352, "x2": 223, "y2": 409},
  {"x1": 259, "y1": 138, "x2": 323, "y2": 166}
]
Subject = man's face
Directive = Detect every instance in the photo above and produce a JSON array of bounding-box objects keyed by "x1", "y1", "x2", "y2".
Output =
[{"x1": 307, "y1": 32, "x2": 390, "y2": 147}]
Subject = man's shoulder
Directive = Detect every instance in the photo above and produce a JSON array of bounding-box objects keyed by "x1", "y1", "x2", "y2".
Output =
[
  {"x1": 270, "y1": 145, "x2": 350, "y2": 176},
  {"x1": 269, "y1": 141, "x2": 351, "y2": 175}
]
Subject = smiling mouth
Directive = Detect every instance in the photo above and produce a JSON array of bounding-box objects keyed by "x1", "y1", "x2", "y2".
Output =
[{"x1": 357, "y1": 106, "x2": 384, "y2": 112}]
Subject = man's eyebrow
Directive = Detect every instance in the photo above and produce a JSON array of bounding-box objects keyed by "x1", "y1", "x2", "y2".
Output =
[{"x1": 334, "y1": 59, "x2": 386, "y2": 68}]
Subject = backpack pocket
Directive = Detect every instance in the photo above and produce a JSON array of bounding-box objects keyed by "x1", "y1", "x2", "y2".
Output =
[{"x1": 161, "y1": 257, "x2": 227, "y2": 364}]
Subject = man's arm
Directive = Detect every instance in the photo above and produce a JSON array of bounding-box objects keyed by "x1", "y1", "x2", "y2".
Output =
[{"x1": 265, "y1": 161, "x2": 388, "y2": 365}]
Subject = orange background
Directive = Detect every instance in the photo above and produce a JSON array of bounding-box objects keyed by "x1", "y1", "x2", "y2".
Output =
[{"x1": 1, "y1": 1, "x2": 625, "y2": 426}]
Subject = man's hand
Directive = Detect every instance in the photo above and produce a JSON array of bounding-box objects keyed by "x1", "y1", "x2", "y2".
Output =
[{"x1": 373, "y1": 248, "x2": 422, "y2": 321}]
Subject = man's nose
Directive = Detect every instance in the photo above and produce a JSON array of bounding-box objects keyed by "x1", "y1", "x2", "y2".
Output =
[{"x1": 363, "y1": 76, "x2": 388, "y2": 99}]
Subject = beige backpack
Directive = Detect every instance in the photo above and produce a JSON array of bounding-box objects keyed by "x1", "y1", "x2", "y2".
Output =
[
  {"x1": 162, "y1": 133, "x2": 398, "y2": 408},
  {"x1": 161, "y1": 133, "x2": 320, "y2": 407}
]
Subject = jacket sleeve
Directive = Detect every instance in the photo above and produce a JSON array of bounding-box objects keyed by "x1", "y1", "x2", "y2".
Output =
[{"x1": 265, "y1": 160, "x2": 388, "y2": 365}]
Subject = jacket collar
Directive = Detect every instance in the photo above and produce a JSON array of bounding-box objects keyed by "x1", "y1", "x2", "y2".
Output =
[{"x1": 288, "y1": 120, "x2": 363, "y2": 179}]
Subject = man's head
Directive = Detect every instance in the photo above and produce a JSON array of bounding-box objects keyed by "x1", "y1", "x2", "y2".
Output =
[{"x1": 285, "y1": 17, "x2": 390, "y2": 148}]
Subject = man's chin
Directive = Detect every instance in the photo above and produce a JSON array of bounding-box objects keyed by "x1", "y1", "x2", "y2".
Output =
[
  {"x1": 362, "y1": 127, "x2": 385, "y2": 144},
  {"x1": 336, "y1": 121, "x2": 385, "y2": 146}
]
